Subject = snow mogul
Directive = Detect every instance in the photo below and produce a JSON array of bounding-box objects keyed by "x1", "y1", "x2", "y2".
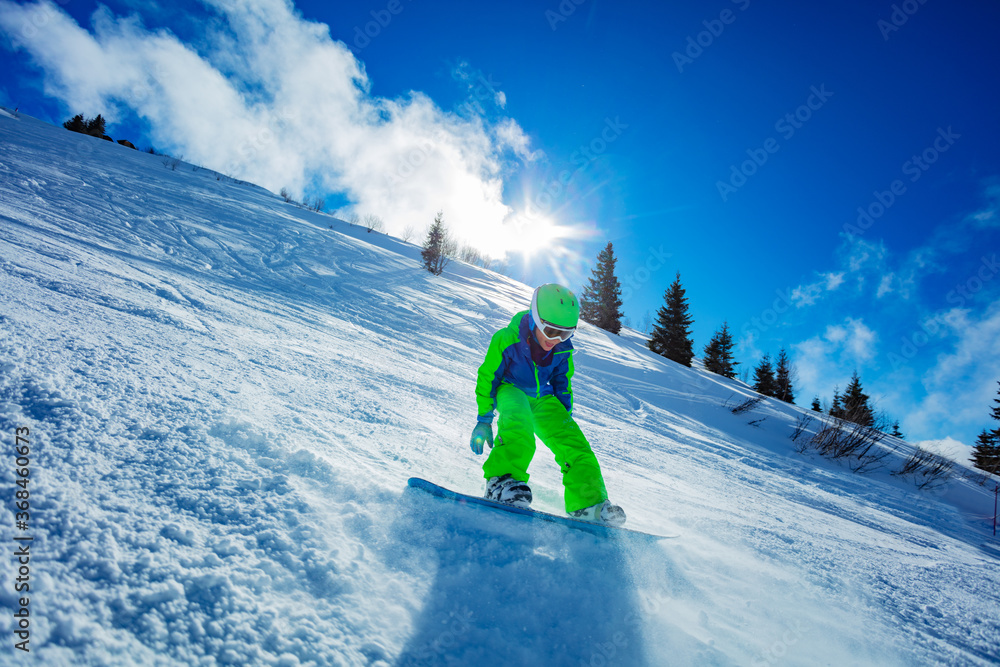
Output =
[{"x1": 469, "y1": 283, "x2": 626, "y2": 525}]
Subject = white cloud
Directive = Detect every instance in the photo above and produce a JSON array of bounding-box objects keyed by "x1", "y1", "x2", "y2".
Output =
[
  {"x1": 0, "y1": 0, "x2": 540, "y2": 255},
  {"x1": 968, "y1": 181, "x2": 999, "y2": 230},
  {"x1": 736, "y1": 327, "x2": 763, "y2": 361},
  {"x1": 790, "y1": 336, "x2": 830, "y2": 398},
  {"x1": 894, "y1": 179, "x2": 1000, "y2": 279},
  {"x1": 844, "y1": 238, "x2": 888, "y2": 274},
  {"x1": 876, "y1": 273, "x2": 894, "y2": 298},
  {"x1": 792, "y1": 317, "x2": 879, "y2": 404},
  {"x1": 795, "y1": 238, "x2": 900, "y2": 304},
  {"x1": 790, "y1": 282, "x2": 822, "y2": 307},
  {"x1": 903, "y1": 300, "x2": 1000, "y2": 446},
  {"x1": 784, "y1": 181, "x2": 999, "y2": 442},
  {"x1": 494, "y1": 118, "x2": 543, "y2": 164},
  {"x1": 824, "y1": 272, "x2": 845, "y2": 290},
  {"x1": 836, "y1": 318, "x2": 878, "y2": 361},
  {"x1": 913, "y1": 437, "x2": 973, "y2": 466},
  {"x1": 790, "y1": 272, "x2": 844, "y2": 307},
  {"x1": 451, "y1": 60, "x2": 508, "y2": 113}
]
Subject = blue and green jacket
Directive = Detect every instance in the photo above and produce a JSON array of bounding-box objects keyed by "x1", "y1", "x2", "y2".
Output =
[{"x1": 475, "y1": 311, "x2": 575, "y2": 423}]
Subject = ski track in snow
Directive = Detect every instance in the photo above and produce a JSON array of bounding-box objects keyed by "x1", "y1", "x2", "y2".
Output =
[{"x1": 1, "y1": 108, "x2": 999, "y2": 665}]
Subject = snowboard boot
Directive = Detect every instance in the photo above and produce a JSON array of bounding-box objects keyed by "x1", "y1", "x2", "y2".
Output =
[
  {"x1": 485, "y1": 474, "x2": 532, "y2": 509},
  {"x1": 569, "y1": 499, "x2": 626, "y2": 526}
]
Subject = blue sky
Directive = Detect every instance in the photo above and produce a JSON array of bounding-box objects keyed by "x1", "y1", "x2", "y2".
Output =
[{"x1": 1, "y1": 0, "x2": 998, "y2": 455}]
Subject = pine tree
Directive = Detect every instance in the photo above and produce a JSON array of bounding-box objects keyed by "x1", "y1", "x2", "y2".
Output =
[
  {"x1": 63, "y1": 114, "x2": 86, "y2": 133},
  {"x1": 648, "y1": 273, "x2": 694, "y2": 366},
  {"x1": 841, "y1": 371, "x2": 874, "y2": 426},
  {"x1": 890, "y1": 420, "x2": 904, "y2": 438},
  {"x1": 830, "y1": 387, "x2": 843, "y2": 418},
  {"x1": 85, "y1": 114, "x2": 106, "y2": 137},
  {"x1": 703, "y1": 337, "x2": 720, "y2": 371},
  {"x1": 811, "y1": 396, "x2": 822, "y2": 412},
  {"x1": 971, "y1": 381, "x2": 1000, "y2": 475},
  {"x1": 773, "y1": 347, "x2": 795, "y2": 404},
  {"x1": 752, "y1": 354, "x2": 776, "y2": 397},
  {"x1": 421, "y1": 211, "x2": 450, "y2": 276},
  {"x1": 990, "y1": 380, "x2": 1000, "y2": 439},
  {"x1": 579, "y1": 242, "x2": 624, "y2": 334},
  {"x1": 970, "y1": 430, "x2": 1000, "y2": 475},
  {"x1": 703, "y1": 322, "x2": 738, "y2": 379}
]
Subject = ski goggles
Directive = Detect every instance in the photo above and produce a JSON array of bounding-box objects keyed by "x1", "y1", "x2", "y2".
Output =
[{"x1": 538, "y1": 321, "x2": 576, "y2": 342}]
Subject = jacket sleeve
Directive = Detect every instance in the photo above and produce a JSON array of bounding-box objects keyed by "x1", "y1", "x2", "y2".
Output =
[
  {"x1": 474, "y1": 329, "x2": 511, "y2": 422},
  {"x1": 550, "y1": 349, "x2": 575, "y2": 414}
]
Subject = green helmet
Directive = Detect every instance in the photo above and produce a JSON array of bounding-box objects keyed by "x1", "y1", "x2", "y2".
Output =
[{"x1": 530, "y1": 283, "x2": 579, "y2": 330}]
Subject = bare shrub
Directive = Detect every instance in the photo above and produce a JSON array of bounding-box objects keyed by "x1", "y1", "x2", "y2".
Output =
[
  {"x1": 459, "y1": 244, "x2": 483, "y2": 265},
  {"x1": 894, "y1": 448, "x2": 955, "y2": 489},
  {"x1": 300, "y1": 196, "x2": 323, "y2": 212},
  {"x1": 959, "y1": 467, "x2": 999, "y2": 487},
  {"x1": 805, "y1": 411, "x2": 894, "y2": 473},
  {"x1": 790, "y1": 413, "x2": 814, "y2": 443},
  {"x1": 363, "y1": 214, "x2": 385, "y2": 233},
  {"x1": 280, "y1": 187, "x2": 293, "y2": 203},
  {"x1": 489, "y1": 258, "x2": 509, "y2": 276},
  {"x1": 726, "y1": 394, "x2": 764, "y2": 415},
  {"x1": 457, "y1": 244, "x2": 500, "y2": 270},
  {"x1": 401, "y1": 225, "x2": 416, "y2": 243}
]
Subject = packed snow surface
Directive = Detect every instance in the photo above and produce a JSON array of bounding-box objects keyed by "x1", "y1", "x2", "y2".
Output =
[{"x1": 1, "y1": 108, "x2": 999, "y2": 666}]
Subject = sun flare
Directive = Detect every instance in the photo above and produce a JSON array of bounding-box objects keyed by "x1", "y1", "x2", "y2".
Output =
[{"x1": 506, "y1": 214, "x2": 569, "y2": 257}]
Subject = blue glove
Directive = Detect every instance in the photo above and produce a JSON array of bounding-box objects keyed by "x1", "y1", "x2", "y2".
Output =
[{"x1": 470, "y1": 422, "x2": 494, "y2": 455}]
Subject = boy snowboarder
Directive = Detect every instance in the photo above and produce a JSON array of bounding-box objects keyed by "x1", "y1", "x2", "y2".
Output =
[{"x1": 469, "y1": 283, "x2": 626, "y2": 525}]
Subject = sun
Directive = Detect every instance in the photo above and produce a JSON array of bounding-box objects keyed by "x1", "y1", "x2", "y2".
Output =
[{"x1": 506, "y1": 214, "x2": 569, "y2": 257}]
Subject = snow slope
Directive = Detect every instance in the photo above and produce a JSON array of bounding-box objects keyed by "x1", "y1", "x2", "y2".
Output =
[{"x1": 1, "y1": 108, "x2": 999, "y2": 666}]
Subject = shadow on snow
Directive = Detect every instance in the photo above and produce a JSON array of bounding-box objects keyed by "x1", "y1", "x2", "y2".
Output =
[{"x1": 389, "y1": 486, "x2": 654, "y2": 666}]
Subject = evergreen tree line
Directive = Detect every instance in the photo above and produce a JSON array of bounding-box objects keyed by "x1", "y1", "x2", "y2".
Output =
[
  {"x1": 63, "y1": 112, "x2": 140, "y2": 150},
  {"x1": 750, "y1": 348, "x2": 795, "y2": 403},
  {"x1": 574, "y1": 243, "x2": 926, "y2": 437},
  {"x1": 797, "y1": 369, "x2": 915, "y2": 449},
  {"x1": 970, "y1": 381, "x2": 1000, "y2": 475},
  {"x1": 576, "y1": 242, "x2": 800, "y2": 402},
  {"x1": 63, "y1": 113, "x2": 107, "y2": 138}
]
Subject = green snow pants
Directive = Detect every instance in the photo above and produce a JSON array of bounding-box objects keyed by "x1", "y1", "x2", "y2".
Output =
[{"x1": 483, "y1": 383, "x2": 608, "y2": 512}]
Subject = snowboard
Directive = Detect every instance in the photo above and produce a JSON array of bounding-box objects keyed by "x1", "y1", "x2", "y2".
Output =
[{"x1": 407, "y1": 477, "x2": 677, "y2": 541}]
